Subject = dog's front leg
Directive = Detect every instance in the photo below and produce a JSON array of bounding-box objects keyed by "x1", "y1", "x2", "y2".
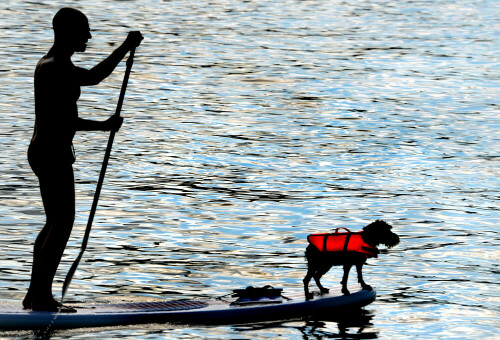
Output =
[
  {"x1": 341, "y1": 264, "x2": 352, "y2": 295},
  {"x1": 355, "y1": 263, "x2": 372, "y2": 291},
  {"x1": 313, "y1": 266, "x2": 330, "y2": 295}
]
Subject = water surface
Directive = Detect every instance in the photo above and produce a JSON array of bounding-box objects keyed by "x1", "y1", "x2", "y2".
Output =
[{"x1": 0, "y1": 0, "x2": 498, "y2": 338}]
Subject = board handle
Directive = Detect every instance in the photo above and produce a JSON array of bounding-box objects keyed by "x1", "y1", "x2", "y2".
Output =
[{"x1": 334, "y1": 227, "x2": 351, "y2": 233}]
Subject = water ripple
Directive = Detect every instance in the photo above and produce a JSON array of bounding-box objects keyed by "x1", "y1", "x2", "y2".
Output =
[{"x1": 1, "y1": 0, "x2": 499, "y2": 338}]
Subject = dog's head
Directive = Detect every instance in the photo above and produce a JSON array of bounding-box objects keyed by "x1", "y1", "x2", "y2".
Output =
[{"x1": 362, "y1": 220, "x2": 400, "y2": 248}]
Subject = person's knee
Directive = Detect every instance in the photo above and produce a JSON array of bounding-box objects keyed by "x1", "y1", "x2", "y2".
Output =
[{"x1": 53, "y1": 210, "x2": 75, "y2": 233}]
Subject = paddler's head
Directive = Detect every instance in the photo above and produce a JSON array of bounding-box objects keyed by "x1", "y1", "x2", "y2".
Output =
[{"x1": 52, "y1": 8, "x2": 92, "y2": 53}]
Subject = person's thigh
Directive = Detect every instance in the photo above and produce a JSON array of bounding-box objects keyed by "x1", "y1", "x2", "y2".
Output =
[{"x1": 38, "y1": 163, "x2": 75, "y2": 224}]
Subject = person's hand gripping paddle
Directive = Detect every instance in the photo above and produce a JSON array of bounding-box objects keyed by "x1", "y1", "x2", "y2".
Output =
[{"x1": 61, "y1": 42, "x2": 139, "y2": 304}]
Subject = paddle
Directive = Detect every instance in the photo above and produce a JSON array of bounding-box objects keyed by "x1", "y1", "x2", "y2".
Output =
[{"x1": 61, "y1": 48, "x2": 136, "y2": 303}]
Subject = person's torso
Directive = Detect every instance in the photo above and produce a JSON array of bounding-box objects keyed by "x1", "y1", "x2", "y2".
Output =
[{"x1": 31, "y1": 55, "x2": 81, "y2": 159}]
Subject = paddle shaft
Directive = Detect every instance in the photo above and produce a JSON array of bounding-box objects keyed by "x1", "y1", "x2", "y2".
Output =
[{"x1": 62, "y1": 48, "x2": 136, "y2": 301}]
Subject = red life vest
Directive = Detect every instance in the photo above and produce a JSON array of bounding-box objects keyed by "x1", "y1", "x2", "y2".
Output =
[{"x1": 307, "y1": 228, "x2": 378, "y2": 258}]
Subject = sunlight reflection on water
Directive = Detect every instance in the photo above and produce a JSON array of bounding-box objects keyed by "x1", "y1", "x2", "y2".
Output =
[{"x1": 0, "y1": 0, "x2": 499, "y2": 338}]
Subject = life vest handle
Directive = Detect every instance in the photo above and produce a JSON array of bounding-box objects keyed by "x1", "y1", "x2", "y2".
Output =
[{"x1": 334, "y1": 227, "x2": 351, "y2": 233}]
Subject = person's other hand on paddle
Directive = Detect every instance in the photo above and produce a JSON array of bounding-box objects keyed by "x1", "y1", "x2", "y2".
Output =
[{"x1": 103, "y1": 115, "x2": 124, "y2": 132}]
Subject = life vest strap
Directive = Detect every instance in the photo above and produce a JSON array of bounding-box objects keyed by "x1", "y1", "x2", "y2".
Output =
[
  {"x1": 322, "y1": 234, "x2": 328, "y2": 253},
  {"x1": 343, "y1": 233, "x2": 351, "y2": 252}
]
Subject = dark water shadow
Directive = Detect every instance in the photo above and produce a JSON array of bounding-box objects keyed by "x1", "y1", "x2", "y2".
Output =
[{"x1": 231, "y1": 308, "x2": 377, "y2": 339}]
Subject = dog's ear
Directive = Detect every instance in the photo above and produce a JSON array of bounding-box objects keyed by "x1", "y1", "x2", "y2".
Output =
[
  {"x1": 363, "y1": 220, "x2": 380, "y2": 231},
  {"x1": 380, "y1": 220, "x2": 392, "y2": 230}
]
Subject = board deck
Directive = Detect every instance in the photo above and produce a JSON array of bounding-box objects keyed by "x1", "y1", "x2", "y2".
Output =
[{"x1": 0, "y1": 288, "x2": 375, "y2": 330}]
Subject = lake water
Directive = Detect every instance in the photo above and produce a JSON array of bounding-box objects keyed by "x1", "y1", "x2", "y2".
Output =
[{"x1": 0, "y1": 0, "x2": 499, "y2": 338}]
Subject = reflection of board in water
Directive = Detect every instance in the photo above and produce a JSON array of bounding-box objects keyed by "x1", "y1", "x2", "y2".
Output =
[{"x1": 0, "y1": 287, "x2": 375, "y2": 329}]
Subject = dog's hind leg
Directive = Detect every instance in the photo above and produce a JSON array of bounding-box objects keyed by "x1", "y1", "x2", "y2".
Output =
[
  {"x1": 356, "y1": 263, "x2": 372, "y2": 291},
  {"x1": 303, "y1": 268, "x2": 315, "y2": 300},
  {"x1": 341, "y1": 264, "x2": 353, "y2": 295}
]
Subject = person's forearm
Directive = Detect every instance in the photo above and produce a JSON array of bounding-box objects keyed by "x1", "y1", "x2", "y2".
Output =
[
  {"x1": 88, "y1": 43, "x2": 129, "y2": 84},
  {"x1": 75, "y1": 117, "x2": 106, "y2": 131}
]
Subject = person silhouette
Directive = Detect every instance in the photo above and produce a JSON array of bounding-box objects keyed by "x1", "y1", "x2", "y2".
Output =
[{"x1": 23, "y1": 7, "x2": 143, "y2": 312}]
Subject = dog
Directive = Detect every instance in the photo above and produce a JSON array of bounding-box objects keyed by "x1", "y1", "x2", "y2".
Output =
[{"x1": 303, "y1": 220, "x2": 399, "y2": 300}]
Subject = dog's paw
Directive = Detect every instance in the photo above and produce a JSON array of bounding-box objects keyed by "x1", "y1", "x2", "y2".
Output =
[
  {"x1": 305, "y1": 292, "x2": 314, "y2": 300},
  {"x1": 320, "y1": 288, "x2": 329, "y2": 295},
  {"x1": 341, "y1": 287, "x2": 351, "y2": 296},
  {"x1": 362, "y1": 284, "x2": 373, "y2": 291}
]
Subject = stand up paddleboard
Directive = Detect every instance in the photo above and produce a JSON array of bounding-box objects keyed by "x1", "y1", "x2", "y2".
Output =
[{"x1": 0, "y1": 287, "x2": 375, "y2": 330}]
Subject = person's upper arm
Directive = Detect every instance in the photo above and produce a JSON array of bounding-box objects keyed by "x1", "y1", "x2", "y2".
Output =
[{"x1": 74, "y1": 66, "x2": 101, "y2": 86}]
